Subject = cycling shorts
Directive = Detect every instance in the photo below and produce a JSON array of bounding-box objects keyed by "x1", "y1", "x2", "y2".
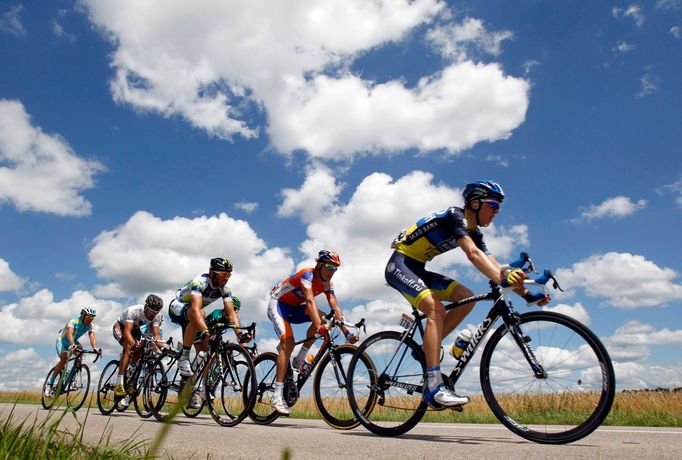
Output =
[
  {"x1": 55, "y1": 338, "x2": 81, "y2": 356},
  {"x1": 385, "y1": 251, "x2": 459, "y2": 309},
  {"x1": 112, "y1": 322, "x2": 142, "y2": 346},
  {"x1": 267, "y1": 297, "x2": 311, "y2": 340}
]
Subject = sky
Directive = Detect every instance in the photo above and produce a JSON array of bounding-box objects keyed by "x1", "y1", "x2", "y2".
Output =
[{"x1": 1, "y1": 0, "x2": 681, "y2": 393}]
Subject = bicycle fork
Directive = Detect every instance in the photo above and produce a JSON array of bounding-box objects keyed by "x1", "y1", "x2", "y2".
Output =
[{"x1": 506, "y1": 315, "x2": 547, "y2": 379}]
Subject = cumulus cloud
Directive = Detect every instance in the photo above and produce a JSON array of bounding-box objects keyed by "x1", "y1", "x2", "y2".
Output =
[
  {"x1": 278, "y1": 163, "x2": 344, "y2": 223},
  {"x1": 0, "y1": 4, "x2": 26, "y2": 37},
  {"x1": 81, "y1": 0, "x2": 529, "y2": 159},
  {"x1": 235, "y1": 201, "x2": 259, "y2": 214},
  {"x1": 573, "y1": 196, "x2": 647, "y2": 222},
  {"x1": 656, "y1": 176, "x2": 682, "y2": 206},
  {"x1": 671, "y1": 26, "x2": 681, "y2": 39},
  {"x1": 0, "y1": 348, "x2": 50, "y2": 391},
  {"x1": 0, "y1": 99, "x2": 104, "y2": 216},
  {"x1": 612, "y1": 5, "x2": 645, "y2": 28},
  {"x1": 280, "y1": 166, "x2": 529, "y2": 305},
  {"x1": 0, "y1": 258, "x2": 24, "y2": 292},
  {"x1": 87, "y1": 210, "x2": 293, "y2": 320},
  {"x1": 426, "y1": 17, "x2": 514, "y2": 62},
  {"x1": 556, "y1": 252, "x2": 682, "y2": 308},
  {"x1": 542, "y1": 302, "x2": 591, "y2": 325}
]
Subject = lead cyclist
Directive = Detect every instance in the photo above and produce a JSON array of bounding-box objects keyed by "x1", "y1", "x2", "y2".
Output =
[{"x1": 385, "y1": 180, "x2": 551, "y2": 408}]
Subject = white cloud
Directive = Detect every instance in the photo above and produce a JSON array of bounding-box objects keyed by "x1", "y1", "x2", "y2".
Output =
[
  {"x1": 426, "y1": 17, "x2": 514, "y2": 62},
  {"x1": 636, "y1": 72, "x2": 660, "y2": 99},
  {"x1": 278, "y1": 163, "x2": 344, "y2": 223},
  {"x1": 613, "y1": 361, "x2": 682, "y2": 389},
  {"x1": 0, "y1": 348, "x2": 50, "y2": 391},
  {"x1": 657, "y1": 177, "x2": 682, "y2": 206},
  {"x1": 280, "y1": 167, "x2": 529, "y2": 304},
  {"x1": 0, "y1": 5, "x2": 26, "y2": 37},
  {"x1": 87, "y1": 210, "x2": 293, "y2": 321},
  {"x1": 542, "y1": 302, "x2": 591, "y2": 325},
  {"x1": 235, "y1": 201, "x2": 259, "y2": 214},
  {"x1": 614, "y1": 41, "x2": 636, "y2": 53},
  {"x1": 612, "y1": 5, "x2": 645, "y2": 28},
  {"x1": 574, "y1": 196, "x2": 647, "y2": 222},
  {"x1": 671, "y1": 26, "x2": 681, "y2": 39},
  {"x1": 81, "y1": 0, "x2": 529, "y2": 160},
  {"x1": 0, "y1": 99, "x2": 104, "y2": 216},
  {"x1": 0, "y1": 258, "x2": 24, "y2": 292},
  {"x1": 556, "y1": 252, "x2": 682, "y2": 308},
  {"x1": 656, "y1": 0, "x2": 680, "y2": 11}
]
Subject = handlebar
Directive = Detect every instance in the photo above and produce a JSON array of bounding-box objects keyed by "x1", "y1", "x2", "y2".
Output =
[
  {"x1": 72, "y1": 348, "x2": 102, "y2": 363},
  {"x1": 503, "y1": 252, "x2": 564, "y2": 293},
  {"x1": 210, "y1": 321, "x2": 257, "y2": 340}
]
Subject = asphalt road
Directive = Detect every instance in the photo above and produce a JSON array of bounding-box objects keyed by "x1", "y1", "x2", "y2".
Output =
[{"x1": 2, "y1": 403, "x2": 681, "y2": 459}]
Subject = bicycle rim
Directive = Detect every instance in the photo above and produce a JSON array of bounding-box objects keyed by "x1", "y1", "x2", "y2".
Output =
[
  {"x1": 66, "y1": 364, "x2": 90, "y2": 411},
  {"x1": 41, "y1": 367, "x2": 57, "y2": 410},
  {"x1": 480, "y1": 311, "x2": 615, "y2": 444},
  {"x1": 313, "y1": 345, "x2": 376, "y2": 430},
  {"x1": 247, "y1": 352, "x2": 280, "y2": 425},
  {"x1": 133, "y1": 364, "x2": 153, "y2": 418},
  {"x1": 146, "y1": 357, "x2": 176, "y2": 422},
  {"x1": 97, "y1": 360, "x2": 120, "y2": 415},
  {"x1": 207, "y1": 343, "x2": 256, "y2": 427},
  {"x1": 347, "y1": 331, "x2": 427, "y2": 436}
]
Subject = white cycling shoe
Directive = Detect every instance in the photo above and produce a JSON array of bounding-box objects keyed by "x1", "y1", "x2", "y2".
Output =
[
  {"x1": 178, "y1": 358, "x2": 193, "y2": 377},
  {"x1": 44, "y1": 386, "x2": 54, "y2": 398},
  {"x1": 425, "y1": 384, "x2": 470, "y2": 408},
  {"x1": 189, "y1": 392, "x2": 203, "y2": 409},
  {"x1": 270, "y1": 397, "x2": 291, "y2": 415}
]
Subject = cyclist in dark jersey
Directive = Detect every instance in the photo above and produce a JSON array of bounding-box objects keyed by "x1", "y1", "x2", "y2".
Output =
[{"x1": 386, "y1": 180, "x2": 550, "y2": 408}]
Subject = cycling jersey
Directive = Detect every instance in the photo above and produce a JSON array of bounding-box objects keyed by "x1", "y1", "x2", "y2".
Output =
[
  {"x1": 270, "y1": 268, "x2": 334, "y2": 306},
  {"x1": 117, "y1": 304, "x2": 164, "y2": 330},
  {"x1": 170, "y1": 273, "x2": 233, "y2": 315},
  {"x1": 55, "y1": 316, "x2": 93, "y2": 355},
  {"x1": 392, "y1": 207, "x2": 489, "y2": 263}
]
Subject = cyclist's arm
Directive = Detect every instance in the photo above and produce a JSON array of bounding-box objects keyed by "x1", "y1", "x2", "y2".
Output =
[
  {"x1": 486, "y1": 253, "x2": 531, "y2": 296},
  {"x1": 302, "y1": 284, "x2": 323, "y2": 331},
  {"x1": 325, "y1": 291, "x2": 352, "y2": 337},
  {"x1": 151, "y1": 323, "x2": 162, "y2": 350},
  {"x1": 458, "y1": 235, "x2": 504, "y2": 284},
  {"x1": 88, "y1": 329, "x2": 97, "y2": 349},
  {"x1": 65, "y1": 326, "x2": 75, "y2": 347},
  {"x1": 222, "y1": 298, "x2": 240, "y2": 327}
]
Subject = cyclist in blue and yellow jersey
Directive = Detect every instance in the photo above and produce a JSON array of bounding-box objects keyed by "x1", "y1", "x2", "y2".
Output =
[
  {"x1": 386, "y1": 180, "x2": 550, "y2": 408},
  {"x1": 45, "y1": 307, "x2": 101, "y2": 397},
  {"x1": 169, "y1": 257, "x2": 250, "y2": 379},
  {"x1": 267, "y1": 250, "x2": 358, "y2": 415},
  {"x1": 112, "y1": 294, "x2": 165, "y2": 408}
]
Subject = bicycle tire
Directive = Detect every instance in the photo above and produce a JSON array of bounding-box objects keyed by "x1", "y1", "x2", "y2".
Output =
[
  {"x1": 480, "y1": 310, "x2": 615, "y2": 444},
  {"x1": 313, "y1": 344, "x2": 377, "y2": 430},
  {"x1": 347, "y1": 330, "x2": 427, "y2": 436},
  {"x1": 181, "y1": 374, "x2": 206, "y2": 418},
  {"x1": 41, "y1": 366, "x2": 58, "y2": 410},
  {"x1": 206, "y1": 343, "x2": 257, "y2": 427},
  {"x1": 133, "y1": 362, "x2": 154, "y2": 418},
  {"x1": 146, "y1": 355, "x2": 179, "y2": 422},
  {"x1": 97, "y1": 360, "x2": 120, "y2": 415},
  {"x1": 66, "y1": 363, "x2": 90, "y2": 411},
  {"x1": 247, "y1": 352, "x2": 280, "y2": 425}
]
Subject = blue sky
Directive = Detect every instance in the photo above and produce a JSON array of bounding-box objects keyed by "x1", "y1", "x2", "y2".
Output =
[{"x1": 1, "y1": 0, "x2": 681, "y2": 392}]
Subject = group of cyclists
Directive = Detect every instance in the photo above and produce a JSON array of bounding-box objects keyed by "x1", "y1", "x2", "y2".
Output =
[{"x1": 47, "y1": 180, "x2": 550, "y2": 416}]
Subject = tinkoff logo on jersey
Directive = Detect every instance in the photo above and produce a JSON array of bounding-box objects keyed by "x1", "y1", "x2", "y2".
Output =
[{"x1": 393, "y1": 267, "x2": 426, "y2": 293}]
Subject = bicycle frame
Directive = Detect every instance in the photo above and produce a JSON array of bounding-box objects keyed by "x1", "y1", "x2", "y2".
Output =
[{"x1": 56, "y1": 349, "x2": 100, "y2": 395}]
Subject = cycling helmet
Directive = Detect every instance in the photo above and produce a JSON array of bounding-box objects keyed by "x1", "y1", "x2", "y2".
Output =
[
  {"x1": 81, "y1": 307, "x2": 97, "y2": 317},
  {"x1": 232, "y1": 296, "x2": 241, "y2": 311},
  {"x1": 462, "y1": 180, "x2": 505, "y2": 205},
  {"x1": 210, "y1": 257, "x2": 233, "y2": 272},
  {"x1": 315, "y1": 250, "x2": 341, "y2": 266},
  {"x1": 144, "y1": 294, "x2": 164, "y2": 312}
]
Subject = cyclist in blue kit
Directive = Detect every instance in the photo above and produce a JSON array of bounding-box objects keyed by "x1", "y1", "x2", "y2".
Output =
[{"x1": 386, "y1": 180, "x2": 550, "y2": 408}]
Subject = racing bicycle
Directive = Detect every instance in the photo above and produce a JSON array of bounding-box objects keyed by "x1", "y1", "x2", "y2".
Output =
[
  {"x1": 247, "y1": 313, "x2": 373, "y2": 429},
  {"x1": 346, "y1": 252, "x2": 616, "y2": 444},
  {"x1": 41, "y1": 347, "x2": 101, "y2": 411}
]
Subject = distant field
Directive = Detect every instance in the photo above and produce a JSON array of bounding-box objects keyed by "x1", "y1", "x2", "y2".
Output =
[{"x1": 2, "y1": 390, "x2": 680, "y2": 427}]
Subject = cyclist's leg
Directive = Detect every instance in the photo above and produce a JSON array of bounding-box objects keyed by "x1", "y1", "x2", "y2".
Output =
[
  {"x1": 169, "y1": 300, "x2": 195, "y2": 375},
  {"x1": 52, "y1": 339, "x2": 69, "y2": 383},
  {"x1": 441, "y1": 284, "x2": 475, "y2": 338},
  {"x1": 267, "y1": 298, "x2": 295, "y2": 414}
]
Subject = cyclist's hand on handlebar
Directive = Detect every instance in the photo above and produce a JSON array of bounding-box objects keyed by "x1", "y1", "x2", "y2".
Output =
[
  {"x1": 345, "y1": 330, "x2": 359, "y2": 344},
  {"x1": 96, "y1": 348, "x2": 103, "y2": 356},
  {"x1": 523, "y1": 291, "x2": 551, "y2": 307},
  {"x1": 237, "y1": 331, "x2": 252, "y2": 344},
  {"x1": 501, "y1": 268, "x2": 526, "y2": 288},
  {"x1": 314, "y1": 324, "x2": 329, "y2": 338}
]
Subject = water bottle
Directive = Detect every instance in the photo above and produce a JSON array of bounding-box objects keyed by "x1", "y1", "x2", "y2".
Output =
[
  {"x1": 300, "y1": 354, "x2": 314, "y2": 374},
  {"x1": 194, "y1": 351, "x2": 207, "y2": 371},
  {"x1": 450, "y1": 329, "x2": 472, "y2": 359}
]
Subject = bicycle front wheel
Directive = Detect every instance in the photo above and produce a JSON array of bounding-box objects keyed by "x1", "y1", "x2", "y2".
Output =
[
  {"x1": 66, "y1": 364, "x2": 90, "y2": 411},
  {"x1": 480, "y1": 311, "x2": 615, "y2": 444},
  {"x1": 206, "y1": 343, "x2": 257, "y2": 427},
  {"x1": 313, "y1": 344, "x2": 376, "y2": 430},
  {"x1": 97, "y1": 360, "x2": 120, "y2": 415},
  {"x1": 347, "y1": 331, "x2": 427, "y2": 437},
  {"x1": 133, "y1": 363, "x2": 154, "y2": 418},
  {"x1": 41, "y1": 366, "x2": 58, "y2": 410},
  {"x1": 246, "y1": 352, "x2": 280, "y2": 425}
]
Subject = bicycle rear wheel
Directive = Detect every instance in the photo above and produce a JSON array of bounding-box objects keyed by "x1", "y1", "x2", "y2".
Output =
[
  {"x1": 246, "y1": 352, "x2": 280, "y2": 425},
  {"x1": 66, "y1": 364, "x2": 90, "y2": 411},
  {"x1": 480, "y1": 311, "x2": 615, "y2": 444},
  {"x1": 41, "y1": 366, "x2": 58, "y2": 410},
  {"x1": 146, "y1": 355, "x2": 184, "y2": 422},
  {"x1": 313, "y1": 344, "x2": 377, "y2": 430},
  {"x1": 207, "y1": 343, "x2": 257, "y2": 427},
  {"x1": 347, "y1": 331, "x2": 427, "y2": 436},
  {"x1": 97, "y1": 360, "x2": 119, "y2": 415}
]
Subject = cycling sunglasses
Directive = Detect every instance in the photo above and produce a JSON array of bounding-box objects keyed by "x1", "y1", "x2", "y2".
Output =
[
  {"x1": 323, "y1": 263, "x2": 339, "y2": 272},
  {"x1": 481, "y1": 200, "x2": 501, "y2": 210}
]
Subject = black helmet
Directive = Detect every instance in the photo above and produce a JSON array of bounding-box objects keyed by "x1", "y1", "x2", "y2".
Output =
[
  {"x1": 462, "y1": 180, "x2": 505, "y2": 205},
  {"x1": 210, "y1": 257, "x2": 233, "y2": 272},
  {"x1": 144, "y1": 294, "x2": 164, "y2": 312}
]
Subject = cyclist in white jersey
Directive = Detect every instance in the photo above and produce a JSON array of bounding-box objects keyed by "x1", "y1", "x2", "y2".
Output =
[{"x1": 112, "y1": 294, "x2": 164, "y2": 407}]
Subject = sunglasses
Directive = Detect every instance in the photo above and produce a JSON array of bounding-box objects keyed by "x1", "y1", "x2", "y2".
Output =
[
  {"x1": 481, "y1": 200, "x2": 501, "y2": 210},
  {"x1": 323, "y1": 264, "x2": 339, "y2": 272}
]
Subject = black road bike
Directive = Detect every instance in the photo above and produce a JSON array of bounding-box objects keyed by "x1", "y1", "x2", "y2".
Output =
[
  {"x1": 144, "y1": 322, "x2": 257, "y2": 427},
  {"x1": 41, "y1": 347, "x2": 101, "y2": 411},
  {"x1": 247, "y1": 313, "x2": 374, "y2": 430},
  {"x1": 346, "y1": 253, "x2": 616, "y2": 444}
]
